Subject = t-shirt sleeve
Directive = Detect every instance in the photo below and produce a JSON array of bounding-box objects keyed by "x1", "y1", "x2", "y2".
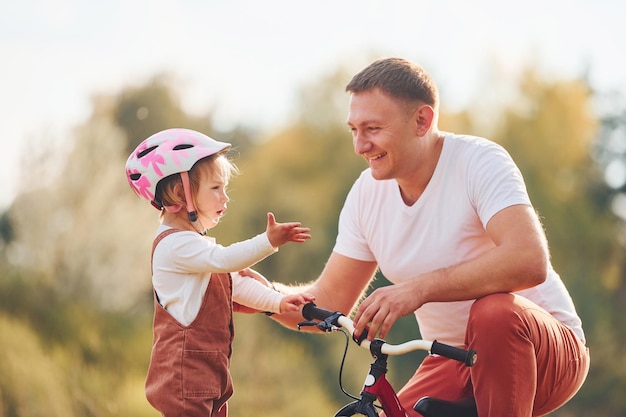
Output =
[
  {"x1": 469, "y1": 142, "x2": 532, "y2": 228},
  {"x1": 333, "y1": 172, "x2": 377, "y2": 262}
]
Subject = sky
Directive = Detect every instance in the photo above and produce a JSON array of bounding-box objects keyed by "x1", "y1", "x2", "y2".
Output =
[{"x1": 1, "y1": 0, "x2": 625, "y2": 209}]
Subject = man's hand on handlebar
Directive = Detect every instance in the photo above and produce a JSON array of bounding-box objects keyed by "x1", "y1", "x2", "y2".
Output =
[{"x1": 352, "y1": 280, "x2": 424, "y2": 340}]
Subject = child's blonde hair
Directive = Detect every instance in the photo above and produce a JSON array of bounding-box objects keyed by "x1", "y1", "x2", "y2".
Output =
[{"x1": 156, "y1": 152, "x2": 239, "y2": 217}]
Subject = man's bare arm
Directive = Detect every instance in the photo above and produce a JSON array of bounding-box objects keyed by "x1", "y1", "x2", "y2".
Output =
[
  {"x1": 271, "y1": 252, "x2": 378, "y2": 330},
  {"x1": 353, "y1": 204, "x2": 550, "y2": 339}
]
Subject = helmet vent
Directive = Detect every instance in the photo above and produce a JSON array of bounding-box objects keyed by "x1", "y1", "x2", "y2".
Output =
[
  {"x1": 137, "y1": 145, "x2": 158, "y2": 158},
  {"x1": 173, "y1": 144, "x2": 194, "y2": 150},
  {"x1": 129, "y1": 173, "x2": 142, "y2": 180}
]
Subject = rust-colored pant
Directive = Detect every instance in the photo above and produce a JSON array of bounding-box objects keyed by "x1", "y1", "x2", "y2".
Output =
[{"x1": 391, "y1": 293, "x2": 589, "y2": 417}]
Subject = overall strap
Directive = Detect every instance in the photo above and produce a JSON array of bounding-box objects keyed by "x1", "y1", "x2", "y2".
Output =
[
  {"x1": 151, "y1": 228, "x2": 184, "y2": 274},
  {"x1": 150, "y1": 228, "x2": 184, "y2": 306}
]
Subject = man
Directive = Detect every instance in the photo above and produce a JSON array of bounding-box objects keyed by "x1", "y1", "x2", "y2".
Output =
[{"x1": 272, "y1": 57, "x2": 589, "y2": 416}]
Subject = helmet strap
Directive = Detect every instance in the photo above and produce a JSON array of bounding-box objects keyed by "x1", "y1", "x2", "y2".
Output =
[
  {"x1": 180, "y1": 171, "x2": 197, "y2": 222},
  {"x1": 180, "y1": 171, "x2": 206, "y2": 235}
]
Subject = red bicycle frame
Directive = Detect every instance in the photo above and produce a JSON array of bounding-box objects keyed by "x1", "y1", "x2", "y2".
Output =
[{"x1": 333, "y1": 339, "x2": 408, "y2": 417}]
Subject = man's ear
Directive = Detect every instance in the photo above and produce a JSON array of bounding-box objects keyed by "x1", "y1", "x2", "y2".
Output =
[{"x1": 414, "y1": 104, "x2": 435, "y2": 136}]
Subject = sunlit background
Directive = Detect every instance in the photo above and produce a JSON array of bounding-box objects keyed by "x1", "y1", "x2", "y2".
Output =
[
  {"x1": 2, "y1": 0, "x2": 625, "y2": 208},
  {"x1": 2, "y1": 1, "x2": 626, "y2": 416}
]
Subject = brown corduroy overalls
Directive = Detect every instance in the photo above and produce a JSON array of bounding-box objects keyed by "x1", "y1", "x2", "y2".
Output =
[{"x1": 146, "y1": 229, "x2": 235, "y2": 417}]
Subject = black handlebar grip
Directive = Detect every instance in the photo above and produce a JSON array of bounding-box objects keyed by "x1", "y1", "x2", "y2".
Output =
[
  {"x1": 302, "y1": 302, "x2": 336, "y2": 321},
  {"x1": 430, "y1": 340, "x2": 477, "y2": 367}
]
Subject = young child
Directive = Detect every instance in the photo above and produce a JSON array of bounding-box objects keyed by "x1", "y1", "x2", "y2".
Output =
[{"x1": 125, "y1": 128, "x2": 314, "y2": 417}]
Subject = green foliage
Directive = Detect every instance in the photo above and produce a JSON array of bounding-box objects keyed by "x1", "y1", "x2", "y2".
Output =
[
  {"x1": 0, "y1": 269, "x2": 155, "y2": 417},
  {"x1": 0, "y1": 314, "x2": 74, "y2": 416},
  {"x1": 230, "y1": 314, "x2": 341, "y2": 416}
]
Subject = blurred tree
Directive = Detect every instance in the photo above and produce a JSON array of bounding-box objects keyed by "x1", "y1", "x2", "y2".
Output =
[
  {"x1": 5, "y1": 120, "x2": 155, "y2": 310},
  {"x1": 229, "y1": 314, "x2": 341, "y2": 416},
  {"x1": 113, "y1": 74, "x2": 192, "y2": 154},
  {"x1": 108, "y1": 73, "x2": 257, "y2": 158},
  {"x1": 0, "y1": 314, "x2": 74, "y2": 416}
]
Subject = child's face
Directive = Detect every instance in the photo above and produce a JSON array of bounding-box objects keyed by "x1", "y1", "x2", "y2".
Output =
[{"x1": 195, "y1": 165, "x2": 230, "y2": 229}]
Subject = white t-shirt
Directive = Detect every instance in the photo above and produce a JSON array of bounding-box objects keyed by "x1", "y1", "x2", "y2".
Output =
[
  {"x1": 334, "y1": 133, "x2": 585, "y2": 346},
  {"x1": 152, "y1": 224, "x2": 284, "y2": 326}
]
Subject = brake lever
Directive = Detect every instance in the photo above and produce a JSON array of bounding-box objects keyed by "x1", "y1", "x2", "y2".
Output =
[
  {"x1": 297, "y1": 320, "x2": 318, "y2": 331},
  {"x1": 297, "y1": 319, "x2": 336, "y2": 332}
]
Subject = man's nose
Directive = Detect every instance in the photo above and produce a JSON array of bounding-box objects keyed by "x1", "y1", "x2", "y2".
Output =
[{"x1": 353, "y1": 132, "x2": 371, "y2": 155}]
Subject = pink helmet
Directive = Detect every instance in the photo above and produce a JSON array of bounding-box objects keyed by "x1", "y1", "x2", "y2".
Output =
[{"x1": 125, "y1": 128, "x2": 231, "y2": 218}]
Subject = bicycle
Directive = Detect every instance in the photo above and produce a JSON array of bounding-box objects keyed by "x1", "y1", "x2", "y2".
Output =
[{"x1": 298, "y1": 302, "x2": 478, "y2": 417}]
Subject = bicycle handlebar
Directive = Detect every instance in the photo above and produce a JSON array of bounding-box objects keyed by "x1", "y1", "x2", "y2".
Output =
[{"x1": 301, "y1": 302, "x2": 477, "y2": 367}]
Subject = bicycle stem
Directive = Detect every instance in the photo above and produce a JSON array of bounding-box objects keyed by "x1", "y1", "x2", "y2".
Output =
[{"x1": 358, "y1": 353, "x2": 408, "y2": 417}]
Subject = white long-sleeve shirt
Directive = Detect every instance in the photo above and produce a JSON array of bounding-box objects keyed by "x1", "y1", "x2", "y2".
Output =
[{"x1": 152, "y1": 224, "x2": 284, "y2": 326}]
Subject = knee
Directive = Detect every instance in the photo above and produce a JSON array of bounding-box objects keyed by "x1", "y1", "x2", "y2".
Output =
[
  {"x1": 470, "y1": 293, "x2": 515, "y2": 319},
  {"x1": 467, "y1": 293, "x2": 520, "y2": 339}
]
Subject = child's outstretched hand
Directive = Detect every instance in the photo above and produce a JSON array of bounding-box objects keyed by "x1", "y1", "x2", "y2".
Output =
[
  {"x1": 279, "y1": 293, "x2": 316, "y2": 314},
  {"x1": 266, "y1": 212, "x2": 311, "y2": 248}
]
